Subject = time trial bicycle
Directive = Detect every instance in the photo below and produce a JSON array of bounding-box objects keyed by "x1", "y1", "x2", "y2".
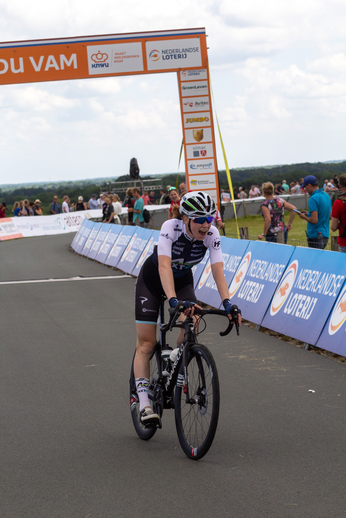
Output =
[{"x1": 129, "y1": 298, "x2": 240, "y2": 460}]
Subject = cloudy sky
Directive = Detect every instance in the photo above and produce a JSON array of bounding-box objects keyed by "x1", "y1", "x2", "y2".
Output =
[{"x1": 0, "y1": 0, "x2": 345, "y2": 184}]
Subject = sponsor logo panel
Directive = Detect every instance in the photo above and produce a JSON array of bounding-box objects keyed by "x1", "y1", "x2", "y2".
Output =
[
  {"x1": 186, "y1": 142, "x2": 214, "y2": 159},
  {"x1": 184, "y1": 112, "x2": 211, "y2": 128},
  {"x1": 146, "y1": 38, "x2": 202, "y2": 71},
  {"x1": 228, "y1": 252, "x2": 252, "y2": 298},
  {"x1": 187, "y1": 159, "x2": 215, "y2": 174},
  {"x1": 182, "y1": 96, "x2": 210, "y2": 113},
  {"x1": 328, "y1": 283, "x2": 346, "y2": 335},
  {"x1": 184, "y1": 127, "x2": 213, "y2": 144},
  {"x1": 181, "y1": 80, "x2": 209, "y2": 97},
  {"x1": 87, "y1": 42, "x2": 143, "y2": 75},
  {"x1": 180, "y1": 69, "x2": 208, "y2": 81},
  {"x1": 189, "y1": 174, "x2": 217, "y2": 190},
  {"x1": 270, "y1": 260, "x2": 298, "y2": 316}
]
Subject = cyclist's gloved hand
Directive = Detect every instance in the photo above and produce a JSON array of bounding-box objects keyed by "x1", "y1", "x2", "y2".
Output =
[
  {"x1": 223, "y1": 299, "x2": 235, "y2": 317},
  {"x1": 182, "y1": 300, "x2": 195, "y2": 310},
  {"x1": 169, "y1": 297, "x2": 179, "y2": 308}
]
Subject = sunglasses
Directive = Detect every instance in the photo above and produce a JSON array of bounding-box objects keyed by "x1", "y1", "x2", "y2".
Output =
[{"x1": 192, "y1": 216, "x2": 213, "y2": 224}]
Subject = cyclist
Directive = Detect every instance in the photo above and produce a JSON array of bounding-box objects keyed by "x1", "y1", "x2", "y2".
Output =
[{"x1": 134, "y1": 191, "x2": 241, "y2": 426}]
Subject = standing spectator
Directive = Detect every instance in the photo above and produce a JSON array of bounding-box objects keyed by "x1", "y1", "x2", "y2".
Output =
[
  {"x1": 249, "y1": 185, "x2": 260, "y2": 198},
  {"x1": 128, "y1": 187, "x2": 144, "y2": 227},
  {"x1": 89, "y1": 194, "x2": 100, "y2": 210},
  {"x1": 141, "y1": 190, "x2": 150, "y2": 205},
  {"x1": 50, "y1": 196, "x2": 61, "y2": 214},
  {"x1": 331, "y1": 174, "x2": 346, "y2": 252},
  {"x1": 160, "y1": 188, "x2": 170, "y2": 204},
  {"x1": 28, "y1": 201, "x2": 35, "y2": 216},
  {"x1": 149, "y1": 191, "x2": 156, "y2": 205},
  {"x1": 221, "y1": 189, "x2": 231, "y2": 202},
  {"x1": 124, "y1": 188, "x2": 135, "y2": 225},
  {"x1": 274, "y1": 183, "x2": 283, "y2": 195},
  {"x1": 179, "y1": 182, "x2": 187, "y2": 196},
  {"x1": 13, "y1": 201, "x2": 21, "y2": 216},
  {"x1": 333, "y1": 174, "x2": 339, "y2": 189},
  {"x1": 298, "y1": 175, "x2": 331, "y2": 249},
  {"x1": 75, "y1": 196, "x2": 87, "y2": 211},
  {"x1": 258, "y1": 182, "x2": 297, "y2": 244},
  {"x1": 326, "y1": 179, "x2": 338, "y2": 191},
  {"x1": 281, "y1": 180, "x2": 289, "y2": 192},
  {"x1": 290, "y1": 181, "x2": 301, "y2": 194},
  {"x1": 102, "y1": 196, "x2": 115, "y2": 223},
  {"x1": 0, "y1": 202, "x2": 7, "y2": 218},
  {"x1": 233, "y1": 187, "x2": 238, "y2": 199},
  {"x1": 112, "y1": 194, "x2": 122, "y2": 224},
  {"x1": 62, "y1": 196, "x2": 70, "y2": 213},
  {"x1": 23, "y1": 199, "x2": 30, "y2": 215},
  {"x1": 323, "y1": 179, "x2": 329, "y2": 191},
  {"x1": 167, "y1": 187, "x2": 181, "y2": 219},
  {"x1": 33, "y1": 199, "x2": 43, "y2": 215},
  {"x1": 238, "y1": 187, "x2": 247, "y2": 199},
  {"x1": 19, "y1": 200, "x2": 28, "y2": 216},
  {"x1": 212, "y1": 209, "x2": 225, "y2": 232}
]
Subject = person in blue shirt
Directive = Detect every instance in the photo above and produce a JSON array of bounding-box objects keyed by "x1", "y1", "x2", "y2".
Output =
[
  {"x1": 299, "y1": 175, "x2": 331, "y2": 249},
  {"x1": 50, "y1": 196, "x2": 61, "y2": 214},
  {"x1": 128, "y1": 187, "x2": 145, "y2": 227}
]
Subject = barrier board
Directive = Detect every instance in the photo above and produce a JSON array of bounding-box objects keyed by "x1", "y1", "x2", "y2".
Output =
[
  {"x1": 80, "y1": 222, "x2": 100, "y2": 256},
  {"x1": 87, "y1": 223, "x2": 110, "y2": 260},
  {"x1": 104, "y1": 226, "x2": 136, "y2": 268},
  {"x1": 70, "y1": 220, "x2": 85, "y2": 251},
  {"x1": 261, "y1": 248, "x2": 346, "y2": 345},
  {"x1": 118, "y1": 227, "x2": 154, "y2": 275},
  {"x1": 227, "y1": 241, "x2": 294, "y2": 325},
  {"x1": 0, "y1": 218, "x2": 23, "y2": 240},
  {"x1": 195, "y1": 237, "x2": 249, "y2": 308},
  {"x1": 72, "y1": 219, "x2": 95, "y2": 254},
  {"x1": 95, "y1": 224, "x2": 123, "y2": 264},
  {"x1": 131, "y1": 230, "x2": 160, "y2": 277},
  {"x1": 315, "y1": 280, "x2": 346, "y2": 356}
]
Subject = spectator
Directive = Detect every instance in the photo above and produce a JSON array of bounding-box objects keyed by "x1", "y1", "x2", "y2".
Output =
[
  {"x1": 23, "y1": 199, "x2": 30, "y2": 215},
  {"x1": 212, "y1": 209, "x2": 225, "y2": 232},
  {"x1": 102, "y1": 196, "x2": 115, "y2": 223},
  {"x1": 62, "y1": 196, "x2": 70, "y2": 213},
  {"x1": 167, "y1": 187, "x2": 181, "y2": 219},
  {"x1": 128, "y1": 187, "x2": 145, "y2": 227},
  {"x1": 33, "y1": 199, "x2": 43, "y2": 215},
  {"x1": 281, "y1": 180, "x2": 289, "y2": 192},
  {"x1": 298, "y1": 175, "x2": 331, "y2": 249},
  {"x1": 290, "y1": 181, "x2": 301, "y2": 194},
  {"x1": 75, "y1": 196, "x2": 87, "y2": 211},
  {"x1": 0, "y1": 202, "x2": 7, "y2": 218},
  {"x1": 233, "y1": 187, "x2": 238, "y2": 199},
  {"x1": 249, "y1": 185, "x2": 260, "y2": 198},
  {"x1": 179, "y1": 182, "x2": 187, "y2": 196},
  {"x1": 112, "y1": 194, "x2": 122, "y2": 224},
  {"x1": 50, "y1": 196, "x2": 61, "y2": 214},
  {"x1": 258, "y1": 182, "x2": 297, "y2": 244},
  {"x1": 149, "y1": 191, "x2": 156, "y2": 205},
  {"x1": 13, "y1": 201, "x2": 21, "y2": 216},
  {"x1": 123, "y1": 188, "x2": 135, "y2": 225},
  {"x1": 238, "y1": 187, "x2": 247, "y2": 199},
  {"x1": 159, "y1": 189, "x2": 167, "y2": 204},
  {"x1": 274, "y1": 183, "x2": 283, "y2": 195},
  {"x1": 89, "y1": 194, "x2": 99, "y2": 210},
  {"x1": 333, "y1": 174, "x2": 339, "y2": 189},
  {"x1": 323, "y1": 179, "x2": 329, "y2": 191},
  {"x1": 98, "y1": 193, "x2": 106, "y2": 208},
  {"x1": 28, "y1": 201, "x2": 35, "y2": 216},
  {"x1": 19, "y1": 200, "x2": 28, "y2": 216},
  {"x1": 220, "y1": 189, "x2": 231, "y2": 202},
  {"x1": 327, "y1": 179, "x2": 338, "y2": 191},
  {"x1": 141, "y1": 190, "x2": 150, "y2": 205},
  {"x1": 331, "y1": 174, "x2": 346, "y2": 253}
]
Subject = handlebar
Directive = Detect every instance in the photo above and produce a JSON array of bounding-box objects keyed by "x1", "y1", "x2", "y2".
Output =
[{"x1": 167, "y1": 302, "x2": 240, "y2": 336}]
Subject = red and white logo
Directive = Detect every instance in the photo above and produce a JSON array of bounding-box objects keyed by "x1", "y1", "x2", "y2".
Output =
[
  {"x1": 228, "y1": 252, "x2": 251, "y2": 298},
  {"x1": 91, "y1": 51, "x2": 108, "y2": 63},
  {"x1": 328, "y1": 283, "x2": 346, "y2": 335},
  {"x1": 270, "y1": 260, "x2": 298, "y2": 316}
]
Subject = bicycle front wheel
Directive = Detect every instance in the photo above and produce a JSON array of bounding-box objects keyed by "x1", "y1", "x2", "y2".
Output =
[
  {"x1": 174, "y1": 344, "x2": 220, "y2": 460},
  {"x1": 129, "y1": 347, "x2": 162, "y2": 441}
]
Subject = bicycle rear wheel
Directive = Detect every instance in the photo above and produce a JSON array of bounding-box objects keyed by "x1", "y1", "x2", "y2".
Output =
[
  {"x1": 174, "y1": 344, "x2": 220, "y2": 460},
  {"x1": 129, "y1": 346, "x2": 162, "y2": 440}
]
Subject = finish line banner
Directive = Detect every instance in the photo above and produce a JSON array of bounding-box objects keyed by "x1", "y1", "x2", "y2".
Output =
[{"x1": 262, "y1": 248, "x2": 346, "y2": 345}]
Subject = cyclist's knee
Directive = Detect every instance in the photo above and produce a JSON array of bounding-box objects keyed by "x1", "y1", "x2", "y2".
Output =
[{"x1": 136, "y1": 339, "x2": 155, "y2": 356}]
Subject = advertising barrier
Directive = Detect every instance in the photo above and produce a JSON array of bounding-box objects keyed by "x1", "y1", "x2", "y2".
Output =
[
  {"x1": 118, "y1": 227, "x2": 154, "y2": 275},
  {"x1": 104, "y1": 226, "x2": 136, "y2": 268},
  {"x1": 261, "y1": 248, "x2": 346, "y2": 344},
  {"x1": 315, "y1": 280, "x2": 346, "y2": 356},
  {"x1": 131, "y1": 230, "x2": 160, "y2": 277},
  {"x1": 72, "y1": 219, "x2": 95, "y2": 254},
  {"x1": 95, "y1": 225, "x2": 123, "y2": 264}
]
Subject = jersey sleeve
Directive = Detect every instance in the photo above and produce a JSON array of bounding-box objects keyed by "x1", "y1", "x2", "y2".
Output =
[
  {"x1": 332, "y1": 199, "x2": 342, "y2": 218},
  {"x1": 206, "y1": 227, "x2": 224, "y2": 265},
  {"x1": 157, "y1": 219, "x2": 176, "y2": 258}
]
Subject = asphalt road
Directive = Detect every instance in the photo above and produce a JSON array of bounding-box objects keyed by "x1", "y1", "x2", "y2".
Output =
[{"x1": 1, "y1": 234, "x2": 346, "y2": 518}]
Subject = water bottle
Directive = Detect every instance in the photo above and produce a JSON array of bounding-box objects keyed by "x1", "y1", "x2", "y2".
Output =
[
  {"x1": 170, "y1": 348, "x2": 179, "y2": 365},
  {"x1": 161, "y1": 347, "x2": 172, "y2": 376}
]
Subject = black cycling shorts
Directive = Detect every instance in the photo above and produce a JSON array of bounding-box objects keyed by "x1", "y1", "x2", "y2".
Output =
[{"x1": 135, "y1": 255, "x2": 197, "y2": 324}]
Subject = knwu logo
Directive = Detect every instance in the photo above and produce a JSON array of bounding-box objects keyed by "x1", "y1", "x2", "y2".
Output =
[{"x1": 91, "y1": 51, "x2": 109, "y2": 69}]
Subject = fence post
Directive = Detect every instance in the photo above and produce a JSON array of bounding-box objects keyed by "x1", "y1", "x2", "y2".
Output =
[
  {"x1": 239, "y1": 227, "x2": 249, "y2": 239},
  {"x1": 277, "y1": 231, "x2": 285, "y2": 244},
  {"x1": 331, "y1": 236, "x2": 339, "y2": 251},
  {"x1": 242, "y1": 200, "x2": 247, "y2": 218}
]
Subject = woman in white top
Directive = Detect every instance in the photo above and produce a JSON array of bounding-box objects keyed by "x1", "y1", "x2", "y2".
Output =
[{"x1": 112, "y1": 194, "x2": 122, "y2": 224}]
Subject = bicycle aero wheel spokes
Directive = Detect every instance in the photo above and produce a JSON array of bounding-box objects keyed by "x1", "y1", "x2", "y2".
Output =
[
  {"x1": 174, "y1": 344, "x2": 220, "y2": 460},
  {"x1": 129, "y1": 347, "x2": 162, "y2": 441}
]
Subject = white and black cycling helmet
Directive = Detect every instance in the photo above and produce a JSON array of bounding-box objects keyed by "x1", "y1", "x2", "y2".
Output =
[{"x1": 179, "y1": 191, "x2": 216, "y2": 218}]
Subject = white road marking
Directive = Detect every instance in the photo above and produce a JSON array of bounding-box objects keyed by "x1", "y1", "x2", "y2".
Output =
[{"x1": 0, "y1": 275, "x2": 131, "y2": 285}]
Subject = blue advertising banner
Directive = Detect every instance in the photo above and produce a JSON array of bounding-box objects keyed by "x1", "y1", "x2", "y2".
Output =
[
  {"x1": 104, "y1": 225, "x2": 136, "y2": 268},
  {"x1": 117, "y1": 227, "x2": 152, "y2": 274},
  {"x1": 86, "y1": 222, "x2": 103, "y2": 259},
  {"x1": 80, "y1": 222, "x2": 100, "y2": 257},
  {"x1": 315, "y1": 280, "x2": 346, "y2": 356},
  {"x1": 73, "y1": 220, "x2": 95, "y2": 255},
  {"x1": 227, "y1": 241, "x2": 294, "y2": 325},
  {"x1": 95, "y1": 224, "x2": 123, "y2": 264},
  {"x1": 262, "y1": 248, "x2": 346, "y2": 345},
  {"x1": 132, "y1": 230, "x2": 160, "y2": 277},
  {"x1": 192, "y1": 250, "x2": 210, "y2": 290},
  {"x1": 195, "y1": 237, "x2": 250, "y2": 308},
  {"x1": 70, "y1": 220, "x2": 85, "y2": 251}
]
